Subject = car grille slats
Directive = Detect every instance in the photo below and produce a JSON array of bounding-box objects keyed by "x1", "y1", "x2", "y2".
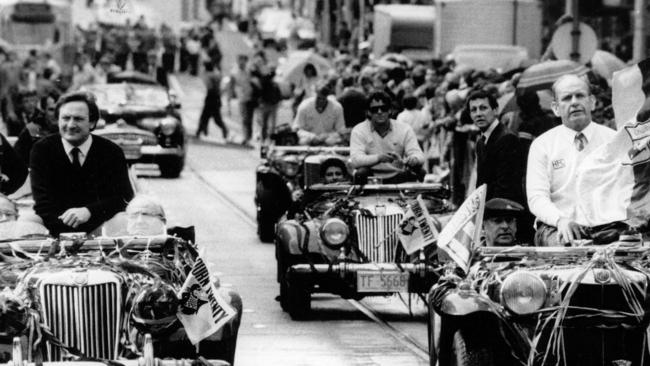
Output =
[
  {"x1": 41, "y1": 282, "x2": 121, "y2": 360},
  {"x1": 355, "y1": 213, "x2": 403, "y2": 262}
]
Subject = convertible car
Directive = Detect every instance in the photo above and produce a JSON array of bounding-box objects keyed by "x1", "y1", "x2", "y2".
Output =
[
  {"x1": 427, "y1": 242, "x2": 650, "y2": 366},
  {"x1": 255, "y1": 144, "x2": 349, "y2": 242},
  {"x1": 80, "y1": 82, "x2": 185, "y2": 178},
  {"x1": 0, "y1": 235, "x2": 241, "y2": 365},
  {"x1": 275, "y1": 181, "x2": 453, "y2": 319}
]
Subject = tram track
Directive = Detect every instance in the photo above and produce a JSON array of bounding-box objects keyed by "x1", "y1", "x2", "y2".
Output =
[{"x1": 186, "y1": 162, "x2": 431, "y2": 363}]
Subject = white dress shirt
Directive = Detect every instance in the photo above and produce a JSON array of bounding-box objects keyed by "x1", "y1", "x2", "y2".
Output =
[
  {"x1": 482, "y1": 119, "x2": 499, "y2": 143},
  {"x1": 62, "y1": 135, "x2": 93, "y2": 166},
  {"x1": 526, "y1": 122, "x2": 616, "y2": 227}
]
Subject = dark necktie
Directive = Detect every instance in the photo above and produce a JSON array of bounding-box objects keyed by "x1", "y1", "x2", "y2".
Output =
[
  {"x1": 71, "y1": 147, "x2": 82, "y2": 169},
  {"x1": 476, "y1": 135, "x2": 486, "y2": 159},
  {"x1": 574, "y1": 133, "x2": 587, "y2": 152}
]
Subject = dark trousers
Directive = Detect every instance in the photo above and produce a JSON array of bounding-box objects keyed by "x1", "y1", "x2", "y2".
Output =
[
  {"x1": 197, "y1": 98, "x2": 228, "y2": 138},
  {"x1": 162, "y1": 52, "x2": 175, "y2": 73},
  {"x1": 187, "y1": 54, "x2": 199, "y2": 76},
  {"x1": 534, "y1": 221, "x2": 629, "y2": 246},
  {"x1": 239, "y1": 100, "x2": 256, "y2": 141},
  {"x1": 179, "y1": 48, "x2": 189, "y2": 72}
]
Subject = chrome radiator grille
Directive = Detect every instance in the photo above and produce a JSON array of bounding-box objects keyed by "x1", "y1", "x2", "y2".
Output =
[
  {"x1": 40, "y1": 281, "x2": 122, "y2": 360},
  {"x1": 355, "y1": 213, "x2": 403, "y2": 262}
]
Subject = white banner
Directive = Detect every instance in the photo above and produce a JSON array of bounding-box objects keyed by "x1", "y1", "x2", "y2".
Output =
[
  {"x1": 397, "y1": 195, "x2": 439, "y2": 254},
  {"x1": 177, "y1": 257, "x2": 237, "y2": 344},
  {"x1": 437, "y1": 185, "x2": 486, "y2": 273}
]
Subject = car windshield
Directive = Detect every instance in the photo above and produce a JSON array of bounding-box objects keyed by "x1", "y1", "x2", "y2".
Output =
[{"x1": 84, "y1": 85, "x2": 169, "y2": 109}]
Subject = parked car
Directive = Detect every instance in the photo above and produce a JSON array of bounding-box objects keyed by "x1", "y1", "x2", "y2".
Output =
[
  {"x1": 80, "y1": 83, "x2": 185, "y2": 178},
  {"x1": 255, "y1": 144, "x2": 349, "y2": 242},
  {"x1": 427, "y1": 243, "x2": 650, "y2": 366},
  {"x1": 0, "y1": 236, "x2": 241, "y2": 365},
  {"x1": 275, "y1": 182, "x2": 453, "y2": 319}
]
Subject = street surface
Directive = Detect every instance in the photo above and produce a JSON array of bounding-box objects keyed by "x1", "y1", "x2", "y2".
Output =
[{"x1": 130, "y1": 26, "x2": 432, "y2": 365}]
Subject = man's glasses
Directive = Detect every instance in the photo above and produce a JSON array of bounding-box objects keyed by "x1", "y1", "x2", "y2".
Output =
[
  {"x1": 127, "y1": 211, "x2": 164, "y2": 220},
  {"x1": 369, "y1": 105, "x2": 389, "y2": 114}
]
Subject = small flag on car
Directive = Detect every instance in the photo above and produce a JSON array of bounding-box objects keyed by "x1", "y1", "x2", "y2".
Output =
[
  {"x1": 177, "y1": 257, "x2": 237, "y2": 344},
  {"x1": 436, "y1": 185, "x2": 486, "y2": 273},
  {"x1": 397, "y1": 195, "x2": 440, "y2": 254},
  {"x1": 575, "y1": 60, "x2": 650, "y2": 228}
]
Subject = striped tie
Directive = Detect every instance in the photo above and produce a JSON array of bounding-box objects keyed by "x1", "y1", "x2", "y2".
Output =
[{"x1": 574, "y1": 133, "x2": 587, "y2": 152}]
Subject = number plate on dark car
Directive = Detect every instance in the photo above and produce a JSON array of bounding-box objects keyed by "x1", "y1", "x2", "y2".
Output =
[{"x1": 357, "y1": 271, "x2": 409, "y2": 293}]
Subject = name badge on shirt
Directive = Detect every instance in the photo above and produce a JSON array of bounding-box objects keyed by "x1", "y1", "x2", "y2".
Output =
[{"x1": 552, "y1": 159, "x2": 566, "y2": 170}]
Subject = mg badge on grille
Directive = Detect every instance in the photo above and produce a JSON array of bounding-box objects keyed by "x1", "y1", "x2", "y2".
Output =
[
  {"x1": 72, "y1": 270, "x2": 89, "y2": 286},
  {"x1": 593, "y1": 269, "x2": 612, "y2": 284}
]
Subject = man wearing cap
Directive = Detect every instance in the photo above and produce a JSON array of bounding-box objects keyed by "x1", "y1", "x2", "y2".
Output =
[
  {"x1": 527, "y1": 75, "x2": 617, "y2": 246},
  {"x1": 483, "y1": 198, "x2": 524, "y2": 247}
]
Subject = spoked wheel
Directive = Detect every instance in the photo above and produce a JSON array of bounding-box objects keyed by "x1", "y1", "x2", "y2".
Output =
[{"x1": 448, "y1": 328, "x2": 495, "y2": 366}]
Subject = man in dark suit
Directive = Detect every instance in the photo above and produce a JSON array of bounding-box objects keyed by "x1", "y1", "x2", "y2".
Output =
[
  {"x1": 468, "y1": 90, "x2": 532, "y2": 243},
  {"x1": 30, "y1": 92, "x2": 134, "y2": 235},
  {"x1": 467, "y1": 90, "x2": 524, "y2": 203}
]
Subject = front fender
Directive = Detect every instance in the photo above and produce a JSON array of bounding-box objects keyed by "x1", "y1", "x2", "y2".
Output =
[
  {"x1": 276, "y1": 219, "x2": 340, "y2": 258},
  {"x1": 439, "y1": 291, "x2": 493, "y2": 316},
  {"x1": 276, "y1": 220, "x2": 308, "y2": 255},
  {"x1": 429, "y1": 282, "x2": 495, "y2": 317}
]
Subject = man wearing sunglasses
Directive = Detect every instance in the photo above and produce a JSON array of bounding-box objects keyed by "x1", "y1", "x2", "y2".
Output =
[{"x1": 350, "y1": 91, "x2": 425, "y2": 184}]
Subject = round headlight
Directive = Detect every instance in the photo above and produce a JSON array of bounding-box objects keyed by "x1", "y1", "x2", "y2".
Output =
[
  {"x1": 131, "y1": 282, "x2": 179, "y2": 334},
  {"x1": 501, "y1": 271, "x2": 547, "y2": 314},
  {"x1": 321, "y1": 218, "x2": 349, "y2": 247},
  {"x1": 160, "y1": 117, "x2": 179, "y2": 136}
]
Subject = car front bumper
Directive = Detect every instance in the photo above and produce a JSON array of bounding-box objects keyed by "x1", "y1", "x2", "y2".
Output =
[
  {"x1": 287, "y1": 262, "x2": 438, "y2": 296},
  {"x1": 124, "y1": 146, "x2": 184, "y2": 164}
]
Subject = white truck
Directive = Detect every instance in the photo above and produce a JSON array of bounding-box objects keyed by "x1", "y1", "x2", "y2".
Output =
[{"x1": 373, "y1": 0, "x2": 543, "y2": 60}]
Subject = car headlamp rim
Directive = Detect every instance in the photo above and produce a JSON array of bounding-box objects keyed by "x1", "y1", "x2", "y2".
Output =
[
  {"x1": 159, "y1": 117, "x2": 180, "y2": 136},
  {"x1": 500, "y1": 271, "x2": 547, "y2": 315},
  {"x1": 320, "y1": 217, "x2": 349, "y2": 248}
]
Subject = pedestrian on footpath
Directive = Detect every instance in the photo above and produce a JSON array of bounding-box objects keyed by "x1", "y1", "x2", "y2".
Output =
[
  {"x1": 228, "y1": 54, "x2": 256, "y2": 147},
  {"x1": 251, "y1": 51, "x2": 281, "y2": 142},
  {"x1": 196, "y1": 62, "x2": 229, "y2": 140}
]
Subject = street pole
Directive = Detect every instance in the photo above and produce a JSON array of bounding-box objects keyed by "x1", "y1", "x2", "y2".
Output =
[
  {"x1": 570, "y1": 0, "x2": 581, "y2": 62},
  {"x1": 633, "y1": 0, "x2": 646, "y2": 62}
]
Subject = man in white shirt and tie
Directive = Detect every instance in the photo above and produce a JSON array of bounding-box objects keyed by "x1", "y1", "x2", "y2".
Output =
[{"x1": 527, "y1": 74, "x2": 616, "y2": 246}]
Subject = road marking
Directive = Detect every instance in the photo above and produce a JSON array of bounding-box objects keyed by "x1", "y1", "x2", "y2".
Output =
[
  {"x1": 188, "y1": 159, "x2": 430, "y2": 361},
  {"x1": 186, "y1": 163, "x2": 256, "y2": 228},
  {"x1": 349, "y1": 299, "x2": 430, "y2": 361}
]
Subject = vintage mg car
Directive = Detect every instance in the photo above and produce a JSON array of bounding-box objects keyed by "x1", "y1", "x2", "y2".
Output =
[
  {"x1": 275, "y1": 181, "x2": 453, "y2": 319},
  {"x1": 0, "y1": 236, "x2": 241, "y2": 365},
  {"x1": 80, "y1": 82, "x2": 186, "y2": 178},
  {"x1": 427, "y1": 244, "x2": 650, "y2": 366},
  {"x1": 255, "y1": 145, "x2": 349, "y2": 242}
]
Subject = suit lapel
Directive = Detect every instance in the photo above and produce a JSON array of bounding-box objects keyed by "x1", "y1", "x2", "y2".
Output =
[{"x1": 486, "y1": 122, "x2": 505, "y2": 149}]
